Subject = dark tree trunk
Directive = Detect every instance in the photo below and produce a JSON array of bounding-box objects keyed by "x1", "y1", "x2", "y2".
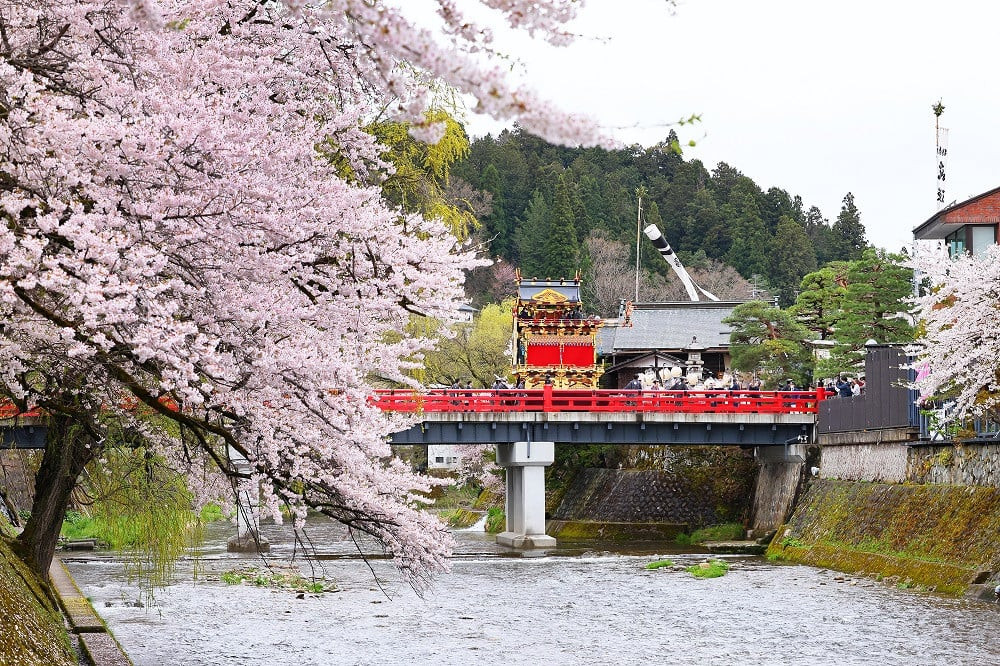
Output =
[{"x1": 14, "y1": 414, "x2": 98, "y2": 582}]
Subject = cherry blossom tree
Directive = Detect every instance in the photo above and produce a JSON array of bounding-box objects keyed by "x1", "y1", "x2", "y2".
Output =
[
  {"x1": 910, "y1": 243, "x2": 1000, "y2": 424},
  {"x1": 0, "y1": 0, "x2": 610, "y2": 587}
]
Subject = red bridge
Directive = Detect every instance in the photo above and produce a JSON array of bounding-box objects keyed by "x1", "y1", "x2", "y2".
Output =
[
  {"x1": 373, "y1": 386, "x2": 826, "y2": 414},
  {"x1": 2, "y1": 388, "x2": 825, "y2": 449},
  {"x1": 376, "y1": 386, "x2": 824, "y2": 448}
]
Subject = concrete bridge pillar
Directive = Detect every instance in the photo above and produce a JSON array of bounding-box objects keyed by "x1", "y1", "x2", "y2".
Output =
[
  {"x1": 495, "y1": 441, "x2": 556, "y2": 549},
  {"x1": 227, "y1": 447, "x2": 270, "y2": 553}
]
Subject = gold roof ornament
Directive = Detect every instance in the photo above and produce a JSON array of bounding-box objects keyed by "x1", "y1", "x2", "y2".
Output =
[{"x1": 532, "y1": 288, "x2": 569, "y2": 304}]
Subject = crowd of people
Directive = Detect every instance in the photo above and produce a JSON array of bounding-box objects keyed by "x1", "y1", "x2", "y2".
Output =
[
  {"x1": 627, "y1": 372, "x2": 765, "y2": 393},
  {"x1": 625, "y1": 371, "x2": 866, "y2": 396},
  {"x1": 447, "y1": 372, "x2": 866, "y2": 396}
]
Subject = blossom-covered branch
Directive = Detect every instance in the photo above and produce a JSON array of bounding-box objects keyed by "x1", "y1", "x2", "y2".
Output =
[{"x1": 909, "y1": 243, "x2": 1000, "y2": 422}]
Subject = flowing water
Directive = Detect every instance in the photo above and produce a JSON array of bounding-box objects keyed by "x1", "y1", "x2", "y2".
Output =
[{"x1": 63, "y1": 520, "x2": 1000, "y2": 666}]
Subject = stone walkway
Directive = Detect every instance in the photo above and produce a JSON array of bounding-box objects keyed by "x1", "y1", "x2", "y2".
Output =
[{"x1": 49, "y1": 556, "x2": 132, "y2": 666}]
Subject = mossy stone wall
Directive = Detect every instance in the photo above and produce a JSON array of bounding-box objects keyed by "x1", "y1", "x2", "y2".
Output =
[
  {"x1": 767, "y1": 479, "x2": 1000, "y2": 595},
  {"x1": 0, "y1": 537, "x2": 76, "y2": 666},
  {"x1": 907, "y1": 443, "x2": 1000, "y2": 486},
  {"x1": 550, "y1": 446, "x2": 757, "y2": 532}
]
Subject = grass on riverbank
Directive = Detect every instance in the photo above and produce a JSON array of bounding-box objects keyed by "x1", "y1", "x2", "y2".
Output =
[
  {"x1": 675, "y1": 523, "x2": 745, "y2": 545},
  {"x1": 60, "y1": 503, "x2": 228, "y2": 546}
]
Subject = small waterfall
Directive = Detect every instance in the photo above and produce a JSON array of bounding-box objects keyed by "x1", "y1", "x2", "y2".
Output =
[{"x1": 458, "y1": 514, "x2": 488, "y2": 532}]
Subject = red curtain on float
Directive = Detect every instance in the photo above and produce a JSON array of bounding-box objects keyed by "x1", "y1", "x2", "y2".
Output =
[
  {"x1": 562, "y1": 344, "x2": 594, "y2": 366},
  {"x1": 526, "y1": 344, "x2": 561, "y2": 366},
  {"x1": 525, "y1": 343, "x2": 594, "y2": 367}
]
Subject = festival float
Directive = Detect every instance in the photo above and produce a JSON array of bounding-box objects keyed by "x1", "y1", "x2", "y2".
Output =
[{"x1": 512, "y1": 271, "x2": 606, "y2": 389}]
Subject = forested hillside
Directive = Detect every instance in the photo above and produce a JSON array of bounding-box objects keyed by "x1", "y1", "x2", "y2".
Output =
[{"x1": 453, "y1": 126, "x2": 869, "y2": 313}]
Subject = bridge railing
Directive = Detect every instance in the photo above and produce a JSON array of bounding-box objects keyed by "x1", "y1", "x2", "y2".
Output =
[{"x1": 372, "y1": 387, "x2": 827, "y2": 414}]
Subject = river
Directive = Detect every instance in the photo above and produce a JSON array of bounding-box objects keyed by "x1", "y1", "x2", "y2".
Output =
[{"x1": 63, "y1": 519, "x2": 1000, "y2": 666}]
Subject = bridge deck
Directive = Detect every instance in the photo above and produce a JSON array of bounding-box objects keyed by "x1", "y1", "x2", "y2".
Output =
[
  {"x1": 378, "y1": 388, "x2": 822, "y2": 446},
  {"x1": 2, "y1": 389, "x2": 824, "y2": 449},
  {"x1": 373, "y1": 388, "x2": 825, "y2": 414}
]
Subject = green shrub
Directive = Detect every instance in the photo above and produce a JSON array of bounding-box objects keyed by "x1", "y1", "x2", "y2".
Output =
[
  {"x1": 219, "y1": 566, "x2": 333, "y2": 594},
  {"x1": 60, "y1": 510, "x2": 100, "y2": 541},
  {"x1": 199, "y1": 503, "x2": 225, "y2": 523},
  {"x1": 220, "y1": 571, "x2": 244, "y2": 585},
  {"x1": 433, "y1": 483, "x2": 482, "y2": 510}
]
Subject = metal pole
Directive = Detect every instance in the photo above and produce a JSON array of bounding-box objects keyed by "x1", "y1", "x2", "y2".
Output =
[{"x1": 634, "y1": 194, "x2": 642, "y2": 302}]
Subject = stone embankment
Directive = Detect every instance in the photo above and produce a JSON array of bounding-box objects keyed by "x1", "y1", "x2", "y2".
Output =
[
  {"x1": 548, "y1": 445, "x2": 756, "y2": 540},
  {"x1": 0, "y1": 533, "x2": 132, "y2": 666},
  {"x1": 769, "y1": 440, "x2": 1000, "y2": 599},
  {"x1": 0, "y1": 537, "x2": 76, "y2": 666}
]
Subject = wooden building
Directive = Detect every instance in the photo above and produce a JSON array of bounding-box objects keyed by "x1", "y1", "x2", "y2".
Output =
[
  {"x1": 913, "y1": 186, "x2": 1000, "y2": 258},
  {"x1": 597, "y1": 301, "x2": 744, "y2": 389}
]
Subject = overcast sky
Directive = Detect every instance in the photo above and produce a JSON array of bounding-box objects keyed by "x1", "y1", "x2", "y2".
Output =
[{"x1": 459, "y1": 0, "x2": 1000, "y2": 252}]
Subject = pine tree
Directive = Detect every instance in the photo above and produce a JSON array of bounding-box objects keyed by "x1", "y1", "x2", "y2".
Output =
[
  {"x1": 790, "y1": 262, "x2": 850, "y2": 340},
  {"x1": 724, "y1": 300, "x2": 814, "y2": 388},
  {"x1": 831, "y1": 192, "x2": 868, "y2": 260},
  {"x1": 816, "y1": 249, "x2": 914, "y2": 377}
]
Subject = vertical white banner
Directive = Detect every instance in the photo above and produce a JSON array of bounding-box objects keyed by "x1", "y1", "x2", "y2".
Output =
[{"x1": 936, "y1": 127, "x2": 949, "y2": 209}]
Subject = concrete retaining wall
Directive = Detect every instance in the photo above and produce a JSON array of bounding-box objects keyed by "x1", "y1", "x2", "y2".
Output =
[
  {"x1": 751, "y1": 460, "x2": 803, "y2": 532},
  {"x1": 0, "y1": 450, "x2": 37, "y2": 520},
  {"x1": 818, "y1": 439, "x2": 1000, "y2": 488},
  {"x1": 820, "y1": 443, "x2": 909, "y2": 483},
  {"x1": 552, "y1": 468, "x2": 742, "y2": 526},
  {"x1": 549, "y1": 445, "x2": 757, "y2": 536}
]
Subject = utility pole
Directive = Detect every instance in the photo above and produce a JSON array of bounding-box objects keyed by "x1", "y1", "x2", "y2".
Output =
[{"x1": 634, "y1": 186, "x2": 647, "y2": 302}]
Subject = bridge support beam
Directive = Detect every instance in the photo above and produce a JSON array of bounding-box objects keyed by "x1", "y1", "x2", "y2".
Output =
[
  {"x1": 495, "y1": 441, "x2": 556, "y2": 549},
  {"x1": 227, "y1": 447, "x2": 270, "y2": 553}
]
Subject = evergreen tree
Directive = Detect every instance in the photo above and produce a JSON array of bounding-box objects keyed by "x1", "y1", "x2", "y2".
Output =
[
  {"x1": 479, "y1": 163, "x2": 509, "y2": 256},
  {"x1": 661, "y1": 159, "x2": 708, "y2": 250},
  {"x1": 761, "y1": 187, "x2": 796, "y2": 234},
  {"x1": 816, "y1": 249, "x2": 914, "y2": 377},
  {"x1": 831, "y1": 192, "x2": 868, "y2": 260},
  {"x1": 724, "y1": 300, "x2": 814, "y2": 389},
  {"x1": 790, "y1": 262, "x2": 850, "y2": 341},
  {"x1": 768, "y1": 216, "x2": 817, "y2": 306},
  {"x1": 543, "y1": 176, "x2": 581, "y2": 278},
  {"x1": 683, "y1": 187, "x2": 725, "y2": 259},
  {"x1": 515, "y1": 190, "x2": 551, "y2": 278},
  {"x1": 724, "y1": 186, "x2": 769, "y2": 279}
]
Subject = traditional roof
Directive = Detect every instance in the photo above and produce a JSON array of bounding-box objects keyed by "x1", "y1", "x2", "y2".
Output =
[
  {"x1": 603, "y1": 350, "x2": 686, "y2": 374},
  {"x1": 597, "y1": 301, "x2": 742, "y2": 354},
  {"x1": 517, "y1": 278, "x2": 581, "y2": 304},
  {"x1": 913, "y1": 185, "x2": 1000, "y2": 239}
]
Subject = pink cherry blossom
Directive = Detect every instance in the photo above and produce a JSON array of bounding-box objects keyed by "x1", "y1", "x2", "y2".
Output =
[
  {"x1": 1, "y1": 0, "x2": 608, "y2": 590},
  {"x1": 909, "y1": 242, "x2": 1000, "y2": 423}
]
